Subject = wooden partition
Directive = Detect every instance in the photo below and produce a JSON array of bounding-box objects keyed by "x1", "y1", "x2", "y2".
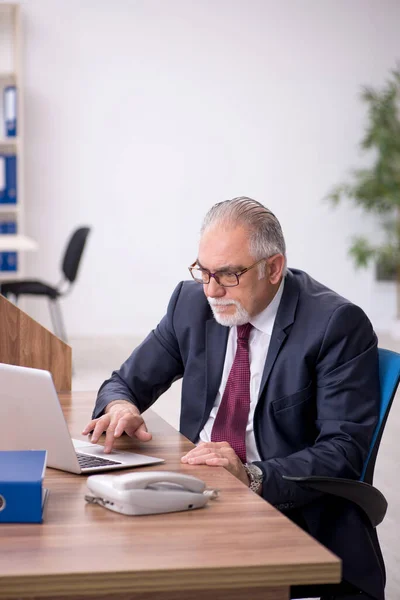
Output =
[{"x1": 0, "y1": 294, "x2": 71, "y2": 391}]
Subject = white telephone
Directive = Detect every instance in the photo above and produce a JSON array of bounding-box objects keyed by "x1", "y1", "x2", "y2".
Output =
[{"x1": 85, "y1": 471, "x2": 219, "y2": 516}]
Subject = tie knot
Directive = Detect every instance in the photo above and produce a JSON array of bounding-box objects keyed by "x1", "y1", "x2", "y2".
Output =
[{"x1": 237, "y1": 323, "x2": 252, "y2": 341}]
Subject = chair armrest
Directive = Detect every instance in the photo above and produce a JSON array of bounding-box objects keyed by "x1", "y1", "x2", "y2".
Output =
[{"x1": 282, "y1": 475, "x2": 387, "y2": 528}]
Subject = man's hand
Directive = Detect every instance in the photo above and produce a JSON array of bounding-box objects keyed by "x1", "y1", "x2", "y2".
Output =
[
  {"x1": 181, "y1": 441, "x2": 249, "y2": 486},
  {"x1": 82, "y1": 400, "x2": 152, "y2": 453}
]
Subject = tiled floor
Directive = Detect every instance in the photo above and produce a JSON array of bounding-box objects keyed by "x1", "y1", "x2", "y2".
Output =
[{"x1": 71, "y1": 333, "x2": 400, "y2": 600}]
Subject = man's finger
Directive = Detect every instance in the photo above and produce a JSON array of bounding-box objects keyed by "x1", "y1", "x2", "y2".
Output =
[
  {"x1": 197, "y1": 441, "x2": 231, "y2": 449},
  {"x1": 181, "y1": 450, "x2": 204, "y2": 462},
  {"x1": 181, "y1": 447, "x2": 214, "y2": 462},
  {"x1": 205, "y1": 457, "x2": 229, "y2": 467},
  {"x1": 133, "y1": 421, "x2": 152, "y2": 441},
  {"x1": 104, "y1": 422, "x2": 117, "y2": 453},
  {"x1": 82, "y1": 419, "x2": 97, "y2": 435},
  {"x1": 90, "y1": 417, "x2": 109, "y2": 444},
  {"x1": 187, "y1": 452, "x2": 220, "y2": 464},
  {"x1": 182, "y1": 446, "x2": 211, "y2": 458},
  {"x1": 213, "y1": 445, "x2": 236, "y2": 456},
  {"x1": 181, "y1": 444, "x2": 222, "y2": 461},
  {"x1": 114, "y1": 415, "x2": 137, "y2": 437}
]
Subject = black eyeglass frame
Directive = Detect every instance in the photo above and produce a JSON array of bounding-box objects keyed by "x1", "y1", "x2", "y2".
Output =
[{"x1": 188, "y1": 257, "x2": 268, "y2": 288}]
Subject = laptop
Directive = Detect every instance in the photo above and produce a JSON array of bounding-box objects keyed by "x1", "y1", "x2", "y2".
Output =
[{"x1": 0, "y1": 363, "x2": 164, "y2": 474}]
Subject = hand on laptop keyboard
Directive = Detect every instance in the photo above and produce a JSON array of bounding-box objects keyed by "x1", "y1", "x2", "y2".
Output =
[{"x1": 82, "y1": 400, "x2": 152, "y2": 453}]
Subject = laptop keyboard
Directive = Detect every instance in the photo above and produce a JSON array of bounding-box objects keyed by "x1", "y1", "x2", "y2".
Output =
[{"x1": 76, "y1": 452, "x2": 122, "y2": 468}]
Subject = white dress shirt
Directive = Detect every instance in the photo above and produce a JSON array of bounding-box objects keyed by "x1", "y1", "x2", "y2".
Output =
[{"x1": 198, "y1": 278, "x2": 285, "y2": 462}]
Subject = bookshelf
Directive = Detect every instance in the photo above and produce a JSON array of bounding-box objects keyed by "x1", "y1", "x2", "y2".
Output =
[{"x1": 0, "y1": 3, "x2": 35, "y2": 280}]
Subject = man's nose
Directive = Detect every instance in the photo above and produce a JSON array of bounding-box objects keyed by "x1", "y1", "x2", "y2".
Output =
[{"x1": 205, "y1": 276, "x2": 226, "y2": 298}]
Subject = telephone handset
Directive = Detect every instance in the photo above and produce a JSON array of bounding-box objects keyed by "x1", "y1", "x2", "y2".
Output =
[{"x1": 85, "y1": 471, "x2": 218, "y2": 516}]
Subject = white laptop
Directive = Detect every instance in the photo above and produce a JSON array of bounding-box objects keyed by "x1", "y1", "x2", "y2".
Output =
[{"x1": 0, "y1": 363, "x2": 164, "y2": 474}]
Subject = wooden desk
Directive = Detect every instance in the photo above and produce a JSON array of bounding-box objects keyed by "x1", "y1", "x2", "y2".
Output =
[{"x1": 0, "y1": 392, "x2": 341, "y2": 600}]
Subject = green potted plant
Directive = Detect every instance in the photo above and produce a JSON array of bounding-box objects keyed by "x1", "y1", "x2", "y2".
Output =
[{"x1": 327, "y1": 67, "x2": 400, "y2": 325}]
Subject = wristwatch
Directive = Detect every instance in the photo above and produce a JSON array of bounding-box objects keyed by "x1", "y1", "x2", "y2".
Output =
[{"x1": 244, "y1": 463, "x2": 263, "y2": 494}]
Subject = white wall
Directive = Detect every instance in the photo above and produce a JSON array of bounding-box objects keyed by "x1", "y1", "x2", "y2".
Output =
[{"x1": 4, "y1": 0, "x2": 400, "y2": 336}]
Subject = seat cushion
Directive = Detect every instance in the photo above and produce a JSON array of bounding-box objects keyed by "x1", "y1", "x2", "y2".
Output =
[{"x1": 0, "y1": 280, "x2": 60, "y2": 299}]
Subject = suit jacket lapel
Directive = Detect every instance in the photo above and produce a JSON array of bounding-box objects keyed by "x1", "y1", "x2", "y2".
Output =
[
  {"x1": 204, "y1": 317, "x2": 229, "y2": 422},
  {"x1": 258, "y1": 271, "x2": 300, "y2": 398}
]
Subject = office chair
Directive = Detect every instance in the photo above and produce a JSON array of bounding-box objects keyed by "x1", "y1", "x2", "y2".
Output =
[
  {"x1": 283, "y1": 347, "x2": 400, "y2": 528},
  {"x1": 288, "y1": 348, "x2": 400, "y2": 600},
  {"x1": 0, "y1": 226, "x2": 91, "y2": 343}
]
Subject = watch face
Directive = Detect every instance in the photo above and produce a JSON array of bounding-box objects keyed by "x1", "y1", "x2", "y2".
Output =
[{"x1": 246, "y1": 463, "x2": 263, "y2": 479}]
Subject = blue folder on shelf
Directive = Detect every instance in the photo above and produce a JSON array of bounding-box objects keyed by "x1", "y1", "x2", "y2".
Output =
[
  {"x1": 0, "y1": 450, "x2": 48, "y2": 523},
  {"x1": 0, "y1": 251, "x2": 18, "y2": 272},
  {"x1": 0, "y1": 154, "x2": 17, "y2": 204},
  {"x1": 0, "y1": 219, "x2": 18, "y2": 273},
  {"x1": 0, "y1": 220, "x2": 16, "y2": 234},
  {"x1": 4, "y1": 85, "x2": 17, "y2": 137}
]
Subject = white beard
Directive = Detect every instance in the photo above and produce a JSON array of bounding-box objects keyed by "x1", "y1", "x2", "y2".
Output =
[{"x1": 207, "y1": 298, "x2": 251, "y2": 327}]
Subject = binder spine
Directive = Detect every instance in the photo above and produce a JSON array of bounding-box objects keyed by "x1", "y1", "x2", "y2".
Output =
[
  {"x1": 0, "y1": 481, "x2": 43, "y2": 523},
  {"x1": 0, "y1": 155, "x2": 5, "y2": 203},
  {"x1": 0, "y1": 451, "x2": 47, "y2": 523},
  {"x1": 0, "y1": 154, "x2": 17, "y2": 205},
  {"x1": 4, "y1": 85, "x2": 17, "y2": 137},
  {"x1": 0, "y1": 218, "x2": 18, "y2": 273}
]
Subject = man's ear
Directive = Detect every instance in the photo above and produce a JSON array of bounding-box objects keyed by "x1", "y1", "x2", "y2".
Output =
[{"x1": 267, "y1": 254, "x2": 285, "y2": 284}]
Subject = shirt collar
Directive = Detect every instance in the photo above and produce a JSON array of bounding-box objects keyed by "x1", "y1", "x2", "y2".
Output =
[{"x1": 249, "y1": 277, "x2": 285, "y2": 335}]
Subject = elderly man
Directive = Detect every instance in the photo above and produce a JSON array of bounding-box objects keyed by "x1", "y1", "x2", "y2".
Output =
[{"x1": 84, "y1": 197, "x2": 383, "y2": 600}]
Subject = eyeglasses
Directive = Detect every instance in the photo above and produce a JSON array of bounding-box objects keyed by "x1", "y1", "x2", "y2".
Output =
[{"x1": 188, "y1": 258, "x2": 267, "y2": 288}]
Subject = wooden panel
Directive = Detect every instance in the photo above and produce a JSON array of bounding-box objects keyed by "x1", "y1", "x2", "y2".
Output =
[
  {"x1": 0, "y1": 294, "x2": 71, "y2": 391},
  {"x1": 0, "y1": 392, "x2": 341, "y2": 599},
  {"x1": 0, "y1": 587, "x2": 288, "y2": 600},
  {"x1": 0, "y1": 292, "x2": 19, "y2": 364}
]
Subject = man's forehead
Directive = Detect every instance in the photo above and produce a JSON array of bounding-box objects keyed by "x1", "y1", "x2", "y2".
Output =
[
  {"x1": 197, "y1": 257, "x2": 246, "y2": 271},
  {"x1": 198, "y1": 234, "x2": 251, "y2": 270}
]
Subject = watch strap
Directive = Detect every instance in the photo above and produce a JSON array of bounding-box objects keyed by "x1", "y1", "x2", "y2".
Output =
[{"x1": 244, "y1": 463, "x2": 263, "y2": 493}]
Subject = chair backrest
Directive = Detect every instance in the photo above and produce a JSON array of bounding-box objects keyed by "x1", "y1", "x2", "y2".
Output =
[
  {"x1": 361, "y1": 347, "x2": 400, "y2": 483},
  {"x1": 61, "y1": 227, "x2": 91, "y2": 284}
]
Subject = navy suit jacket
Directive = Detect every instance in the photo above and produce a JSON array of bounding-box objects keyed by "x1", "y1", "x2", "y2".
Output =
[{"x1": 94, "y1": 269, "x2": 384, "y2": 599}]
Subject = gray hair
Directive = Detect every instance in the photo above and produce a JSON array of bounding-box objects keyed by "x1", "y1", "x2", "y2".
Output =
[{"x1": 201, "y1": 196, "x2": 287, "y2": 276}]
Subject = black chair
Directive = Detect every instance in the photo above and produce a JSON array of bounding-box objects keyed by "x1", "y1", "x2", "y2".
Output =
[{"x1": 0, "y1": 226, "x2": 91, "y2": 343}]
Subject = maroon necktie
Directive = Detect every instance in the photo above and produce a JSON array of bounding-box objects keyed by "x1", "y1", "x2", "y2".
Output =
[{"x1": 211, "y1": 323, "x2": 252, "y2": 463}]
